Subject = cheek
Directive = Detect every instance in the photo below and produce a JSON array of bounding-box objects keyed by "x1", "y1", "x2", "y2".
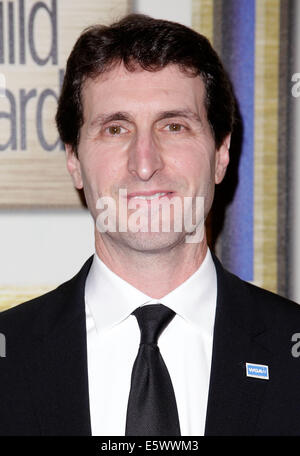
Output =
[
  {"x1": 81, "y1": 156, "x2": 124, "y2": 198},
  {"x1": 174, "y1": 151, "x2": 215, "y2": 189}
]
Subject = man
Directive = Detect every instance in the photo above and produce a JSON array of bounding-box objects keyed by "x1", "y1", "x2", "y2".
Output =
[{"x1": 1, "y1": 13, "x2": 300, "y2": 436}]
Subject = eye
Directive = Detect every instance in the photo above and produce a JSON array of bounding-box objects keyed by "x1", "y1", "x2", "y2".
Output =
[
  {"x1": 105, "y1": 125, "x2": 127, "y2": 136},
  {"x1": 164, "y1": 123, "x2": 185, "y2": 132}
]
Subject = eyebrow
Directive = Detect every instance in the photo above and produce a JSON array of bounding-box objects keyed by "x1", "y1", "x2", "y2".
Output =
[
  {"x1": 155, "y1": 110, "x2": 202, "y2": 124},
  {"x1": 90, "y1": 111, "x2": 131, "y2": 127},
  {"x1": 90, "y1": 109, "x2": 202, "y2": 127}
]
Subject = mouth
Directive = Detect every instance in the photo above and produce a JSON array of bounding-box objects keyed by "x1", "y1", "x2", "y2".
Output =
[{"x1": 127, "y1": 191, "x2": 174, "y2": 201}]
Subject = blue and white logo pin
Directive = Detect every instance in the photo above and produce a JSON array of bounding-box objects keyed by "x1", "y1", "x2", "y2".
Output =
[{"x1": 246, "y1": 363, "x2": 269, "y2": 380}]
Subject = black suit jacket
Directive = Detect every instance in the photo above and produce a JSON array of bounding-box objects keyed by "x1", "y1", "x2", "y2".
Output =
[{"x1": 1, "y1": 255, "x2": 300, "y2": 436}]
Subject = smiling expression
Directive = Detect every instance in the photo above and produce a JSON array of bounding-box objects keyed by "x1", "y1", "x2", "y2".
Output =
[{"x1": 66, "y1": 63, "x2": 230, "y2": 252}]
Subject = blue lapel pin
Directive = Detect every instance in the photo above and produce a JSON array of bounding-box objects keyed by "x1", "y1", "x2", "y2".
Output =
[{"x1": 246, "y1": 362, "x2": 269, "y2": 380}]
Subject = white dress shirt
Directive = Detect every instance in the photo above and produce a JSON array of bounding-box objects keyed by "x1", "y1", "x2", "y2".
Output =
[{"x1": 85, "y1": 249, "x2": 217, "y2": 436}]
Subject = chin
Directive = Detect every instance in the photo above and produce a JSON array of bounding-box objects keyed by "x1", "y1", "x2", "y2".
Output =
[{"x1": 109, "y1": 230, "x2": 188, "y2": 254}]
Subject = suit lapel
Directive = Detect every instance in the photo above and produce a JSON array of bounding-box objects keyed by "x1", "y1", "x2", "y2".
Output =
[
  {"x1": 23, "y1": 258, "x2": 93, "y2": 435},
  {"x1": 205, "y1": 256, "x2": 274, "y2": 436}
]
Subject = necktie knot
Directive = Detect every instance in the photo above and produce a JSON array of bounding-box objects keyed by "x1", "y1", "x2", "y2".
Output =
[{"x1": 133, "y1": 304, "x2": 175, "y2": 346}]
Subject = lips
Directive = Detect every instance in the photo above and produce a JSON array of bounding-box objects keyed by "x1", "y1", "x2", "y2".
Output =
[{"x1": 126, "y1": 190, "x2": 174, "y2": 200}]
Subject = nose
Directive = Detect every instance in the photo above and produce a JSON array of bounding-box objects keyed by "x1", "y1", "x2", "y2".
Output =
[{"x1": 127, "y1": 131, "x2": 164, "y2": 181}]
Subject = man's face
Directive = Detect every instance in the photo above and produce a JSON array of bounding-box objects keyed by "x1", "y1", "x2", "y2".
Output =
[{"x1": 66, "y1": 63, "x2": 230, "y2": 252}]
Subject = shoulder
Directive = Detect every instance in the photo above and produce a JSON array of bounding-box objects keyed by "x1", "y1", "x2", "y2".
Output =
[
  {"x1": 0, "y1": 256, "x2": 93, "y2": 338},
  {"x1": 240, "y1": 273, "x2": 299, "y2": 319},
  {"x1": 213, "y1": 253, "x2": 300, "y2": 330},
  {"x1": 0, "y1": 282, "x2": 68, "y2": 346}
]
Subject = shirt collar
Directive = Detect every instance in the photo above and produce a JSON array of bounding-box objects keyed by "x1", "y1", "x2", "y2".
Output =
[{"x1": 85, "y1": 249, "x2": 217, "y2": 335}]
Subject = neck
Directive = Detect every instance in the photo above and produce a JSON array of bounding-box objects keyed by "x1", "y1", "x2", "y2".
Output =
[{"x1": 94, "y1": 231, "x2": 208, "y2": 298}]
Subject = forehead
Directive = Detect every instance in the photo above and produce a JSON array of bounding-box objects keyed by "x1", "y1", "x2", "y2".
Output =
[{"x1": 81, "y1": 63, "x2": 207, "y2": 118}]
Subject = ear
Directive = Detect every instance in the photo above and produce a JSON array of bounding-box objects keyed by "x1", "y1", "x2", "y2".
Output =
[
  {"x1": 65, "y1": 144, "x2": 83, "y2": 189},
  {"x1": 214, "y1": 134, "x2": 231, "y2": 184}
]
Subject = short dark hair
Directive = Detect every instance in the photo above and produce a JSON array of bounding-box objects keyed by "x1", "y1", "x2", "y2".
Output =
[{"x1": 56, "y1": 13, "x2": 235, "y2": 153}]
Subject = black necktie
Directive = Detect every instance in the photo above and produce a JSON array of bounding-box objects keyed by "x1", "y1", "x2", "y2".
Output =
[{"x1": 125, "y1": 304, "x2": 181, "y2": 436}]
